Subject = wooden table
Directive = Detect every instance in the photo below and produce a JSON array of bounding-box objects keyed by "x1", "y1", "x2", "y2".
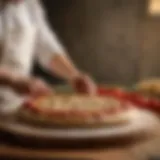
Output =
[
  {"x1": 0, "y1": 125, "x2": 160, "y2": 160},
  {"x1": 0, "y1": 85, "x2": 159, "y2": 160}
]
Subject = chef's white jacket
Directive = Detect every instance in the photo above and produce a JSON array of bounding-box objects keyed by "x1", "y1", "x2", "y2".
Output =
[{"x1": 0, "y1": 0, "x2": 65, "y2": 115}]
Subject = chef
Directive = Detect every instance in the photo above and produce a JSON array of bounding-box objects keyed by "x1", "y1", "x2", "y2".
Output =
[{"x1": 0, "y1": 0, "x2": 96, "y2": 114}]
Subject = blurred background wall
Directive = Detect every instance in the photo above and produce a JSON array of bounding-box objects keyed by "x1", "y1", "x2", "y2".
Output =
[{"x1": 34, "y1": 0, "x2": 160, "y2": 85}]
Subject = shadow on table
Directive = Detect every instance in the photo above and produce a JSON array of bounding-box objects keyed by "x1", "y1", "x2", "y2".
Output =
[{"x1": 0, "y1": 130, "x2": 151, "y2": 150}]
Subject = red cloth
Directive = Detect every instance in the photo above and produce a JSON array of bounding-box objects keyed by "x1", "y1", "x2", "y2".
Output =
[{"x1": 97, "y1": 87, "x2": 160, "y2": 113}]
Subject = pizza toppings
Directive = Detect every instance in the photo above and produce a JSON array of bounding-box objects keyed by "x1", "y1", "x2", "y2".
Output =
[
  {"x1": 19, "y1": 94, "x2": 136, "y2": 127},
  {"x1": 23, "y1": 95, "x2": 131, "y2": 114}
]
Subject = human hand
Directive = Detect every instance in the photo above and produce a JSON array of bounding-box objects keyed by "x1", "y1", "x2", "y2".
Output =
[
  {"x1": 0, "y1": 69, "x2": 53, "y2": 96},
  {"x1": 70, "y1": 73, "x2": 97, "y2": 95},
  {"x1": 13, "y1": 77, "x2": 52, "y2": 97}
]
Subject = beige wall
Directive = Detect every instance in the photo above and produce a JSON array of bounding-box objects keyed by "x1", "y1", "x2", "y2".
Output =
[{"x1": 45, "y1": 0, "x2": 160, "y2": 85}]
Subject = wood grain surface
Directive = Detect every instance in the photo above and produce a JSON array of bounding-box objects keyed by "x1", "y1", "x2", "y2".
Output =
[{"x1": 0, "y1": 124, "x2": 160, "y2": 160}]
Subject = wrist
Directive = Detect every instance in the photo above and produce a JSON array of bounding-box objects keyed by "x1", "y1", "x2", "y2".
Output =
[{"x1": 67, "y1": 70, "x2": 82, "y2": 82}]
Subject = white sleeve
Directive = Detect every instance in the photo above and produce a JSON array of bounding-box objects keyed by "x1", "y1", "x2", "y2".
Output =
[
  {"x1": 34, "y1": 1, "x2": 65, "y2": 69},
  {"x1": 0, "y1": 4, "x2": 33, "y2": 76}
]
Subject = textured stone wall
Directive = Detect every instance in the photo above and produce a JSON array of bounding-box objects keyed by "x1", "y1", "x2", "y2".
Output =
[{"x1": 41, "y1": 0, "x2": 160, "y2": 85}]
